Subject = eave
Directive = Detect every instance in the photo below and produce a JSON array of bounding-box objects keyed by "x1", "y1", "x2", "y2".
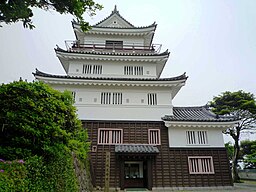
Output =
[
  {"x1": 163, "y1": 120, "x2": 239, "y2": 130},
  {"x1": 33, "y1": 69, "x2": 187, "y2": 90},
  {"x1": 55, "y1": 48, "x2": 169, "y2": 77}
]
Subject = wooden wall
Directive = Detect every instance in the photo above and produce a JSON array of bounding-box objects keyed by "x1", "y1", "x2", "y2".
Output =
[{"x1": 83, "y1": 120, "x2": 232, "y2": 189}]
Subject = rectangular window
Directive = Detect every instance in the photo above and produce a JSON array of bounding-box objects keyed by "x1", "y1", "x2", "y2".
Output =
[
  {"x1": 105, "y1": 40, "x2": 123, "y2": 49},
  {"x1": 71, "y1": 91, "x2": 76, "y2": 101},
  {"x1": 83, "y1": 64, "x2": 92, "y2": 74},
  {"x1": 93, "y1": 65, "x2": 102, "y2": 74},
  {"x1": 147, "y1": 93, "x2": 157, "y2": 105},
  {"x1": 83, "y1": 64, "x2": 102, "y2": 74},
  {"x1": 188, "y1": 156, "x2": 214, "y2": 174},
  {"x1": 112, "y1": 92, "x2": 122, "y2": 104},
  {"x1": 101, "y1": 92, "x2": 111, "y2": 104},
  {"x1": 101, "y1": 92, "x2": 122, "y2": 105},
  {"x1": 124, "y1": 66, "x2": 143, "y2": 75},
  {"x1": 98, "y1": 128, "x2": 123, "y2": 144},
  {"x1": 134, "y1": 66, "x2": 143, "y2": 75},
  {"x1": 186, "y1": 131, "x2": 208, "y2": 145},
  {"x1": 148, "y1": 129, "x2": 161, "y2": 145}
]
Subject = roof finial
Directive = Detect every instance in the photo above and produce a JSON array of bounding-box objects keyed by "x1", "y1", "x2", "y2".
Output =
[{"x1": 113, "y1": 5, "x2": 118, "y2": 13}]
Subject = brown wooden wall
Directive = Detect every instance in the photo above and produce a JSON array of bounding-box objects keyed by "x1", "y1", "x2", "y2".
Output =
[{"x1": 83, "y1": 120, "x2": 233, "y2": 189}]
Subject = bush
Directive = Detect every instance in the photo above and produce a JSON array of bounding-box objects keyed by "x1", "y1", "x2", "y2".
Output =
[
  {"x1": 0, "y1": 81, "x2": 90, "y2": 191},
  {"x1": 0, "y1": 159, "x2": 27, "y2": 192}
]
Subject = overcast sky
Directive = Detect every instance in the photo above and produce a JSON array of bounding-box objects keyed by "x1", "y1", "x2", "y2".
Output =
[{"x1": 0, "y1": 0, "x2": 255, "y2": 141}]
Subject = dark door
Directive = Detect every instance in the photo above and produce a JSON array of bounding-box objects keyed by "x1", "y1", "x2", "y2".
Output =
[{"x1": 124, "y1": 161, "x2": 146, "y2": 188}]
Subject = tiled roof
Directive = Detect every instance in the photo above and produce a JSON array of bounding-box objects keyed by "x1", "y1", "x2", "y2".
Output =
[
  {"x1": 115, "y1": 144, "x2": 159, "y2": 154},
  {"x1": 55, "y1": 47, "x2": 169, "y2": 57},
  {"x1": 33, "y1": 69, "x2": 188, "y2": 82},
  {"x1": 162, "y1": 106, "x2": 239, "y2": 122},
  {"x1": 89, "y1": 5, "x2": 156, "y2": 29}
]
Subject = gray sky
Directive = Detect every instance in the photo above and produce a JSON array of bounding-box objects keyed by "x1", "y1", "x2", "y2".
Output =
[{"x1": 0, "y1": 0, "x2": 255, "y2": 107}]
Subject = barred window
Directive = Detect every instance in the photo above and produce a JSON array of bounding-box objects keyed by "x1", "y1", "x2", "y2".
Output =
[
  {"x1": 124, "y1": 66, "x2": 143, "y2": 75},
  {"x1": 98, "y1": 129, "x2": 123, "y2": 144},
  {"x1": 112, "y1": 92, "x2": 122, "y2": 104},
  {"x1": 83, "y1": 65, "x2": 92, "y2": 74},
  {"x1": 101, "y1": 92, "x2": 122, "y2": 105},
  {"x1": 148, "y1": 129, "x2": 161, "y2": 145},
  {"x1": 71, "y1": 91, "x2": 76, "y2": 101},
  {"x1": 134, "y1": 66, "x2": 143, "y2": 75},
  {"x1": 188, "y1": 156, "x2": 214, "y2": 174},
  {"x1": 93, "y1": 65, "x2": 102, "y2": 74},
  {"x1": 147, "y1": 93, "x2": 157, "y2": 105},
  {"x1": 186, "y1": 131, "x2": 208, "y2": 145},
  {"x1": 83, "y1": 64, "x2": 102, "y2": 74},
  {"x1": 101, "y1": 92, "x2": 111, "y2": 104}
]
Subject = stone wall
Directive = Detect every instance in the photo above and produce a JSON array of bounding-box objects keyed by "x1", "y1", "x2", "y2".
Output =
[{"x1": 73, "y1": 153, "x2": 93, "y2": 192}]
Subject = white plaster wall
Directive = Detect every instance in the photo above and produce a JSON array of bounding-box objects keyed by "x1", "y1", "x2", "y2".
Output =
[
  {"x1": 67, "y1": 60, "x2": 157, "y2": 78},
  {"x1": 168, "y1": 126, "x2": 225, "y2": 148},
  {"x1": 50, "y1": 84, "x2": 173, "y2": 121}
]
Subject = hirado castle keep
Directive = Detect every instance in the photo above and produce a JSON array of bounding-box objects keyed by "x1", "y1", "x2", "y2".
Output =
[{"x1": 34, "y1": 6, "x2": 239, "y2": 191}]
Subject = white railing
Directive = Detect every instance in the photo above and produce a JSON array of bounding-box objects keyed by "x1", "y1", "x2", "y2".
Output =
[{"x1": 65, "y1": 41, "x2": 162, "y2": 53}]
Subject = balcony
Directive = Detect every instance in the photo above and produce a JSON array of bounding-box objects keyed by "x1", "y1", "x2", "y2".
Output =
[{"x1": 65, "y1": 40, "x2": 162, "y2": 54}]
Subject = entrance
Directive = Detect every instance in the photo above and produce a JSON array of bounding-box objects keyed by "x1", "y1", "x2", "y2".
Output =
[{"x1": 124, "y1": 161, "x2": 147, "y2": 188}]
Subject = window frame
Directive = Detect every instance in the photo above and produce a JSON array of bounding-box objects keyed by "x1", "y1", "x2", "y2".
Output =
[
  {"x1": 148, "y1": 129, "x2": 161, "y2": 145},
  {"x1": 147, "y1": 93, "x2": 157, "y2": 105},
  {"x1": 186, "y1": 130, "x2": 208, "y2": 145},
  {"x1": 188, "y1": 156, "x2": 215, "y2": 174},
  {"x1": 98, "y1": 128, "x2": 123, "y2": 145}
]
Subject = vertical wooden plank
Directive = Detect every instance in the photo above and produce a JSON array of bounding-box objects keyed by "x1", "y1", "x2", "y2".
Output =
[
  {"x1": 104, "y1": 151, "x2": 110, "y2": 192},
  {"x1": 120, "y1": 159, "x2": 124, "y2": 190},
  {"x1": 147, "y1": 159, "x2": 153, "y2": 190}
]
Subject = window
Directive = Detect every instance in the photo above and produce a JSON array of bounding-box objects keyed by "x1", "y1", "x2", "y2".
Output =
[
  {"x1": 83, "y1": 65, "x2": 92, "y2": 74},
  {"x1": 134, "y1": 66, "x2": 143, "y2": 75},
  {"x1": 101, "y1": 92, "x2": 122, "y2": 105},
  {"x1": 83, "y1": 65, "x2": 102, "y2": 74},
  {"x1": 101, "y1": 92, "x2": 111, "y2": 104},
  {"x1": 125, "y1": 162, "x2": 144, "y2": 178},
  {"x1": 112, "y1": 92, "x2": 122, "y2": 104},
  {"x1": 148, "y1": 129, "x2": 161, "y2": 145},
  {"x1": 124, "y1": 66, "x2": 133, "y2": 75},
  {"x1": 105, "y1": 40, "x2": 123, "y2": 49},
  {"x1": 147, "y1": 93, "x2": 157, "y2": 105},
  {"x1": 98, "y1": 128, "x2": 123, "y2": 144},
  {"x1": 93, "y1": 65, "x2": 102, "y2": 74},
  {"x1": 188, "y1": 156, "x2": 214, "y2": 174},
  {"x1": 71, "y1": 91, "x2": 76, "y2": 101},
  {"x1": 186, "y1": 131, "x2": 208, "y2": 145},
  {"x1": 124, "y1": 66, "x2": 143, "y2": 75}
]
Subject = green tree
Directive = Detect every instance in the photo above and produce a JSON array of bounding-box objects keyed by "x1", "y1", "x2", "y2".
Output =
[
  {"x1": 210, "y1": 90, "x2": 256, "y2": 182},
  {"x1": 0, "y1": 0, "x2": 103, "y2": 30},
  {"x1": 0, "y1": 80, "x2": 89, "y2": 160},
  {"x1": 225, "y1": 142, "x2": 234, "y2": 161},
  {"x1": 240, "y1": 140, "x2": 256, "y2": 169},
  {"x1": 0, "y1": 80, "x2": 90, "y2": 191}
]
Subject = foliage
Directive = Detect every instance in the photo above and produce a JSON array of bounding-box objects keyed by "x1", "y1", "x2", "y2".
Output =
[
  {"x1": 0, "y1": 0, "x2": 103, "y2": 30},
  {"x1": 0, "y1": 80, "x2": 89, "y2": 160},
  {"x1": 240, "y1": 140, "x2": 256, "y2": 169},
  {"x1": 25, "y1": 152, "x2": 78, "y2": 192},
  {"x1": 0, "y1": 159, "x2": 27, "y2": 192},
  {"x1": 210, "y1": 90, "x2": 256, "y2": 182},
  {"x1": 225, "y1": 142, "x2": 234, "y2": 161},
  {"x1": 0, "y1": 80, "x2": 90, "y2": 191}
]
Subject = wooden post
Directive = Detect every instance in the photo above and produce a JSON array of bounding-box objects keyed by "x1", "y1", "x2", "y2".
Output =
[{"x1": 104, "y1": 151, "x2": 110, "y2": 192}]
